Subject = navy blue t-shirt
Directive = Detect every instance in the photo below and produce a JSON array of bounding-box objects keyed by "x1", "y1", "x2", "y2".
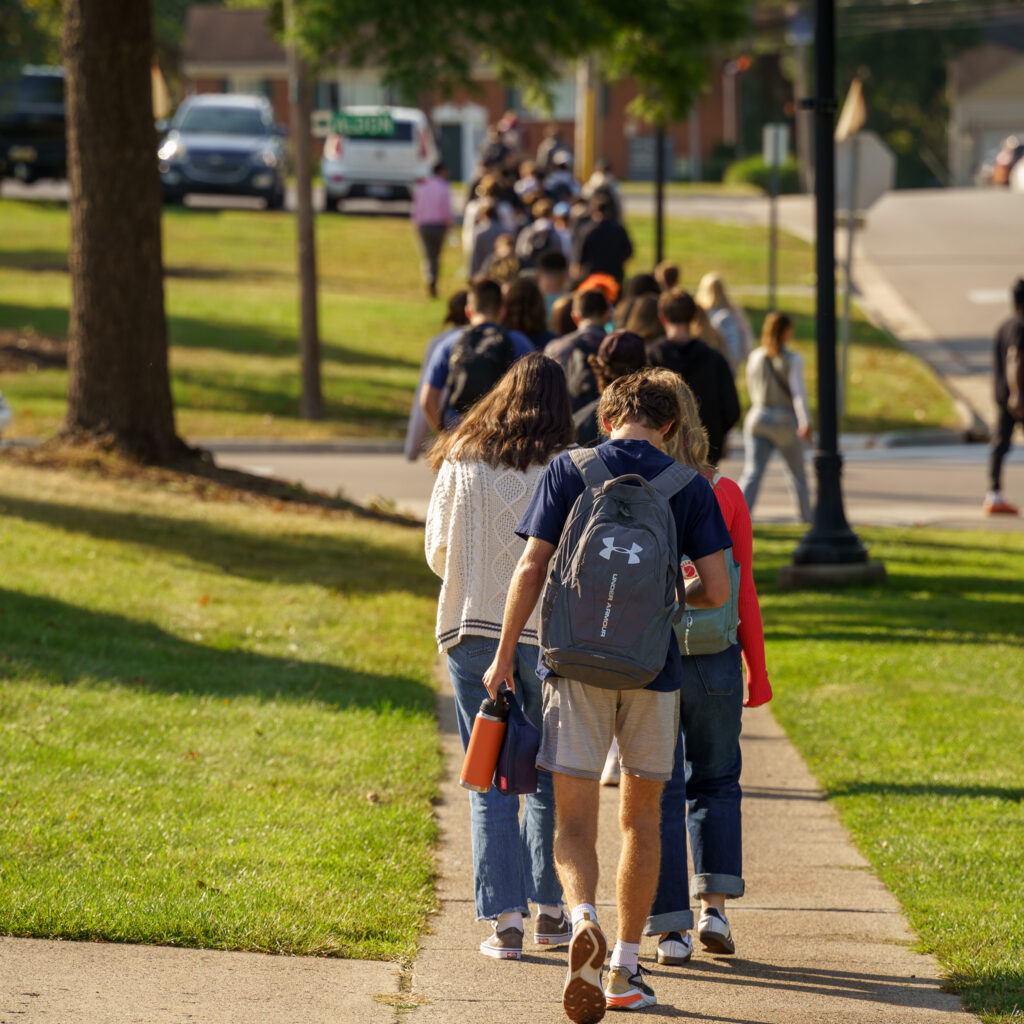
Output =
[{"x1": 516, "y1": 438, "x2": 732, "y2": 692}]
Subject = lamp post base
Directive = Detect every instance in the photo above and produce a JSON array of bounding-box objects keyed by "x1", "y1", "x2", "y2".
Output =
[{"x1": 778, "y1": 559, "x2": 887, "y2": 590}]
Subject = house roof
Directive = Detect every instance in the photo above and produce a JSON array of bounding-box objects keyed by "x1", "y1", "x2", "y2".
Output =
[
  {"x1": 951, "y1": 42, "x2": 1024, "y2": 97},
  {"x1": 183, "y1": 7, "x2": 284, "y2": 66}
]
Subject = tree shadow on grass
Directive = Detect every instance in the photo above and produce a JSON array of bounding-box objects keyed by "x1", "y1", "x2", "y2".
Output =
[
  {"x1": 828, "y1": 780, "x2": 1024, "y2": 803},
  {"x1": 0, "y1": 302, "x2": 419, "y2": 369},
  {"x1": 0, "y1": 491, "x2": 436, "y2": 597},
  {"x1": 0, "y1": 587, "x2": 432, "y2": 711}
]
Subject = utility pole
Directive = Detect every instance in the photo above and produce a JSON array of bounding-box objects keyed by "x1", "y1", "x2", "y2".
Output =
[
  {"x1": 781, "y1": 0, "x2": 884, "y2": 588},
  {"x1": 285, "y1": 0, "x2": 322, "y2": 420},
  {"x1": 654, "y1": 125, "x2": 666, "y2": 264}
]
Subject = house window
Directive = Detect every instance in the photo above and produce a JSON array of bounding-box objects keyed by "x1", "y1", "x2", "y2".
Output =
[
  {"x1": 339, "y1": 77, "x2": 388, "y2": 107},
  {"x1": 517, "y1": 79, "x2": 576, "y2": 121},
  {"x1": 230, "y1": 75, "x2": 272, "y2": 98},
  {"x1": 314, "y1": 81, "x2": 340, "y2": 111}
]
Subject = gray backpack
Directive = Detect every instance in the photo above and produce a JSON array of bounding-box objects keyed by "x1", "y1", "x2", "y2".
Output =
[
  {"x1": 539, "y1": 448, "x2": 697, "y2": 689},
  {"x1": 677, "y1": 473, "x2": 741, "y2": 656}
]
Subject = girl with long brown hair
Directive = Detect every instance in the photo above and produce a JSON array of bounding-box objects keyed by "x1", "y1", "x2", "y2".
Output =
[
  {"x1": 738, "y1": 312, "x2": 812, "y2": 522},
  {"x1": 425, "y1": 352, "x2": 575, "y2": 961}
]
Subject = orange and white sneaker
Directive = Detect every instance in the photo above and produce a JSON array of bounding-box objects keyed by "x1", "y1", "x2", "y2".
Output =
[
  {"x1": 563, "y1": 913, "x2": 607, "y2": 1023},
  {"x1": 984, "y1": 496, "x2": 1020, "y2": 516},
  {"x1": 604, "y1": 964, "x2": 657, "y2": 1011}
]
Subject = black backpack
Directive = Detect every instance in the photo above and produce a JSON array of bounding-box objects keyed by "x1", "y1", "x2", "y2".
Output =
[
  {"x1": 523, "y1": 226, "x2": 558, "y2": 268},
  {"x1": 445, "y1": 323, "x2": 516, "y2": 415}
]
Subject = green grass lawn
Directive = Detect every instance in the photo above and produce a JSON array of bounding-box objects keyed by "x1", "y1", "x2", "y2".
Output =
[
  {"x1": 0, "y1": 198, "x2": 956, "y2": 441},
  {"x1": 1, "y1": 458, "x2": 1021, "y2": 1016},
  {"x1": 0, "y1": 458, "x2": 442, "y2": 959},
  {"x1": 754, "y1": 526, "x2": 1024, "y2": 1023}
]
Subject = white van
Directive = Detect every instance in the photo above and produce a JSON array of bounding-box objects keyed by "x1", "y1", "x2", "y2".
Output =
[{"x1": 320, "y1": 105, "x2": 438, "y2": 211}]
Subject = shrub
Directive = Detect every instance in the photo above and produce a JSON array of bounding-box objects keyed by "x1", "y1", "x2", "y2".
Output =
[{"x1": 723, "y1": 154, "x2": 801, "y2": 194}]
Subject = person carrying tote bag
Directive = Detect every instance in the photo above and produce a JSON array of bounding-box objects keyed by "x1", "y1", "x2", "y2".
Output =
[
  {"x1": 739, "y1": 312, "x2": 813, "y2": 523},
  {"x1": 425, "y1": 352, "x2": 575, "y2": 962}
]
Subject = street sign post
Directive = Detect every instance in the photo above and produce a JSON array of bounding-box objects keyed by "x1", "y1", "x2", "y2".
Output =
[{"x1": 763, "y1": 123, "x2": 789, "y2": 312}]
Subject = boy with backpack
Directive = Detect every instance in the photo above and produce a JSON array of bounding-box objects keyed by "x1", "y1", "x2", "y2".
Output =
[
  {"x1": 483, "y1": 369, "x2": 731, "y2": 1022},
  {"x1": 419, "y1": 278, "x2": 535, "y2": 431}
]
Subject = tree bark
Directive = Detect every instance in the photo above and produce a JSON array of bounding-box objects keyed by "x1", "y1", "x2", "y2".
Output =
[{"x1": 61, "y1": 0, "x2": 185, "y2": 461}]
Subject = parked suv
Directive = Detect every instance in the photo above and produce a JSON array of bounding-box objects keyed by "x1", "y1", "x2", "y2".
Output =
[
  {"x1": 158, "y1": 93, "x2": 286, "y2": 208},
  {"x1": 0, "y1": 66, "x2": 66, "y2": 183},
  {"x1": 320, "y1": 106, "x2": 437, "y2": 211}
]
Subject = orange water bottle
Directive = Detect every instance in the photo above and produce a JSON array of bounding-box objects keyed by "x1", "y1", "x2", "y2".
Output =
[{"x1": 459, "y1": 695, "x2": 509, "y2": 792}]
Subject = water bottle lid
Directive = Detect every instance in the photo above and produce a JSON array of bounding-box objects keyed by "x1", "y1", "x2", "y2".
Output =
[{"x1": 479, "y1": 693, "x2": 509, "y2": 720}]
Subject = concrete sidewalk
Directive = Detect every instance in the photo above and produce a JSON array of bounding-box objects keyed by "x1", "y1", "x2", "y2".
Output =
[{"x1": 410, "y1": 670, "x2": 976, "y2": 1024}]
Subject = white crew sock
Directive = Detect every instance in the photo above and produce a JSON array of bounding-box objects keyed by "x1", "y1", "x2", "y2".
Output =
[
  {"x1": 571, "y1": 903, "x2": 599, "y2": 929},
  {"x1": 496, "y1": 911, "x2": 524, "y2": 933},
  {"x1": 537, "y1": 903, "x2": 563, "y2": 919},
  {"x1": 610, "y1": 940, "x2": 640, "y2": 974}
]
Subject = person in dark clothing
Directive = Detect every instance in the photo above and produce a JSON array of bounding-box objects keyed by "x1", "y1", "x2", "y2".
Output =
[
  {"x1": 571, "y1": 195, "x2": 633, "y2": 286},
  {"x1": 646, "y1": 289, "x2": 740, "y2": 466},
  {"x1": 984, "y1": 277, "x2": 1024, "y2": 515},
  {"x1": 544, "y1": 288, "x2": 610, "y2": 389},
  {"x1": 503, "y1": 275, "x2": 557, "y2": 350},
  {"x1": 572, "y1": 331, "x2": 648, "y2": 446}
]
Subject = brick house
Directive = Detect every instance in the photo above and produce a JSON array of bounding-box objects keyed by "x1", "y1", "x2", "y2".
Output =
[{"x1": 181, "y1": 5, "x2": 742, "y2": 182}]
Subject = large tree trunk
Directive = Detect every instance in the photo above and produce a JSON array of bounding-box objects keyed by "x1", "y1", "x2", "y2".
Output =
[{"x1": 61, "y1": 0, "x2": 186, "y2": 461}]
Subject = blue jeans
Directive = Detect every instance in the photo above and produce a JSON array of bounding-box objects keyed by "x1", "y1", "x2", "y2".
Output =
[
  {"x1": 645, "y1": 643, "x2": 744, "y2": 936},
  {"x1": 739, "y1": 407, "x2": 812, "y2": 523},
  {"x1": 447, "y1": 635, "x2": 562, "y2": 920}
]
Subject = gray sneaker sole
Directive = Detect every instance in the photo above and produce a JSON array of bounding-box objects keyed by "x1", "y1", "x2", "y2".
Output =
[{"x1": 698, "y1": 930, "x2": 735, "y2": 955}]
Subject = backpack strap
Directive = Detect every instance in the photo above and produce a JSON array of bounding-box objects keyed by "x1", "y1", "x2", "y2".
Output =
[
  {"x1": 649, "y1": 462, "x2": 697, "y2": 499},
  {"x1": 569, "y1": 446, "x2": 612, "y2": 487}
]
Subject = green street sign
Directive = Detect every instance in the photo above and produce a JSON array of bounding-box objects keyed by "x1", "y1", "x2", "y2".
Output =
[{"x1": 331, "y1": 111, "x2": 396, "y2": 138}]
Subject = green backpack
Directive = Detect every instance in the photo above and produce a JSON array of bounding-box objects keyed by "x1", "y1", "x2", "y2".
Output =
[{"x1": 676, "y1": 474, "x2": 741, "y2": 656}]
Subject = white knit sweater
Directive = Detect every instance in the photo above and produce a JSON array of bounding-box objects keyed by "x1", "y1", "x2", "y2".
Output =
[{"x1": 425, "y1": 458, "x2": 549, "y2": 652}]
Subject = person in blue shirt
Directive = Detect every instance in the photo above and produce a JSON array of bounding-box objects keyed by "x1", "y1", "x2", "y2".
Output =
[
  {"x1": 483, "y1": 368, "x2": 731, "y2": 1021},
  {"x1": 419, "y1": 277, "x2": 536, "y2": 432}
]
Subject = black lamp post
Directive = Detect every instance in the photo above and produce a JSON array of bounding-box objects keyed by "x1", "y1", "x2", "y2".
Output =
[{"x1": 782, "y1": 0, "x2": 885, "y2": 587}]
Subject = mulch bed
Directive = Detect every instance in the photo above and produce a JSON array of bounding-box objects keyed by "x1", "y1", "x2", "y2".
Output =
[{"x1": 0, "y1": 329, "x2": 68, "y2": 372}]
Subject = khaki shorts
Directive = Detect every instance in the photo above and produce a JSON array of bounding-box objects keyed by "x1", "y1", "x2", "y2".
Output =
[{"x1": 537, "y1": 679, "x2": 680, "y2": 782}]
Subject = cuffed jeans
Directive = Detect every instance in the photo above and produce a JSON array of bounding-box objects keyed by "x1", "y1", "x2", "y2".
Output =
[
  {"x1": 447, "y1": 635, "x2": 562, "y2": 920},
  {"x1": 645, "y1": 644, "x2": 744, "y2": 937},
  {"x1": 739, "y1": 406, "x2": 812, "y2": 523}
]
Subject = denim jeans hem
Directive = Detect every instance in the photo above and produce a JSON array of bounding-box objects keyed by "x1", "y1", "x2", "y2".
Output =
[
  {"x1": 690, "y1": 873, "x2": 744, "y2": 899},
  {"x1": 477, "y1": 905, "x2": 531, "y2": 922},
  {"x1": 643, "y1": 909, "x2": 695, "y2": 936}
]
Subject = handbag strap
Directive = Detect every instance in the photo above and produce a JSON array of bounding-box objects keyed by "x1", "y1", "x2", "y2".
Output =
[{"x1": 765, "y1": 353, "x2": 793, "y2": 402}]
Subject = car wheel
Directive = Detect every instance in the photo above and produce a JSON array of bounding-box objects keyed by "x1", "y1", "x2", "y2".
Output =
[
  {"x1": 325, "y1": 193, "x2": 345, "y2": 213},
  {"x1": 266, "y1": 186, "x2": 285, "y2": 211}
]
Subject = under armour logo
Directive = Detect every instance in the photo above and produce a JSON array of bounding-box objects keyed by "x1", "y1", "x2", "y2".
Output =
[{"x1": 600, "y1": 536, "x2": 643, "y2": 564}]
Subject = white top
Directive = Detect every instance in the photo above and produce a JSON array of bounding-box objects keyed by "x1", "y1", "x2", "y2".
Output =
[
  {"x1": 746, "y1": 347, "x2": 811, "y2": 431},
  {"x1": 425, "y1": 457, "x2": 550, "y2": 652}
]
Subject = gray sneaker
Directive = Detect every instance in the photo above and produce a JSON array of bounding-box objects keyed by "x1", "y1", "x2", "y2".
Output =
[
  {"x1": 534, "y1": 908, "x2": 572, "y2": 946},
  {"x1": 480, "y1": 924, "x2": 524, "y2": 960}
]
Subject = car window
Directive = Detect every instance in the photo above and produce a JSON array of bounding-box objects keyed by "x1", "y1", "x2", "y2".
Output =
[
  {"x1": 344, "y1": 121, "x2": 414, "y2": 143},
  {"x1": 19, "y1": 75, "x2": 64, "y2": 105},
  {"x1": 177, "y1": 106, "x2": 268, "y2": 136}
]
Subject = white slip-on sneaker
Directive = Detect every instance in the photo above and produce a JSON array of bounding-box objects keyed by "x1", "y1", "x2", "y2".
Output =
[
  {"x1": 697, "y1": 907, "x2": 735, "y2": 955},
  {"x1": 656, "y1": 930, "x2": 693, "y2": 965}
]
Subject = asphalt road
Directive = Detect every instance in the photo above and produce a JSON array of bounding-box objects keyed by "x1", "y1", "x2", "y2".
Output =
[{"x1": 209, "y1": 440, "x2": 1024, "y2": 533}]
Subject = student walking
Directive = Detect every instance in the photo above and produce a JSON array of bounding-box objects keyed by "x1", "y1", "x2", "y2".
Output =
[
  {"x1": 483, "y1": 369, "x2": 731, "y2": 1021},
  {"x1": 738, "y1": 312, "x2": 812, "y2": 522},
  {"x1": 983, "y1": 277, "x2": 1024, "y2": 515},
  {"x1": 645, "y1": 371, "x2": 772, "y2": 967},
  {"x1": 646, "y1": 290, "x2": 740, "y2": 466},
  {"x1": 425, "y1": 353, "x2": 576, "y2": 960},
  {"x1": 411, "y1": 162, "x2": 453, "y2": 298},
  {"x1": 695, "y1": 272, "x2": 754, "y2": 371}
]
